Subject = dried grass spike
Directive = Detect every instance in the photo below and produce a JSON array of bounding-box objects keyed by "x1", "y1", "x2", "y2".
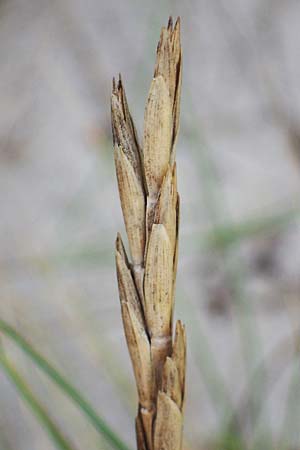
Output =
[{"x1": 112, "y1": 17, "x2": 186, "y2": 450}]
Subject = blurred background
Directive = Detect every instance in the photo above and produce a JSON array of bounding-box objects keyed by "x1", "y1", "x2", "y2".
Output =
[{"x1": 0, "y1": 0, "x2": 300, "y2": 449}]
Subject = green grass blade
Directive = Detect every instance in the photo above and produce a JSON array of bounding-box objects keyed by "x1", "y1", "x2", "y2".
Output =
[
  {"x1": 0, "y1": 351, "x2": 76, "y2": 450},
  {"x1": 0, "y1": 434, "x2": 14, "y2": 450},
  {"x1": 279, "y1": 357, "x2": 300, "y2": 449},
  {"x1": 205, "y1": 208, "x2": 300, "y2": 249},
  {"x1": 177, "y1": 287, "x2": 233, "y2": 422},
  {"x1": 0, "y1": 319, "x2": 132, "y2": 450}
]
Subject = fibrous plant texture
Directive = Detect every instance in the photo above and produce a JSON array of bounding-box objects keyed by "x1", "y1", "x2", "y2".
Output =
[{"x1": 111, "y1": 17, "x2": 186, "y2": 450}]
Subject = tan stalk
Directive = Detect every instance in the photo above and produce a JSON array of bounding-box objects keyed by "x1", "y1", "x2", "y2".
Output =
[{"x1": 111, "y1": 17, "x2": 186, "y2": 450}]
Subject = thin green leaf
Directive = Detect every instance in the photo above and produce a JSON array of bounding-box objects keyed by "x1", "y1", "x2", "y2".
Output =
[
  {"x1": 177, "y1": 287, "x2": 233, "y2": 422},
  {"x1": 0, "y1": 351, "x2": 76, "y2": 450},
  {"x1": 205, "y1": 208, "x2": 300, "y2": 249},
  {"x1": 279, "y1": 356, "x2": 300, "y2": 449},
  {"x1": 0, "y1": 433, "x2": 14, "y2": 450},
  {"x1": 0, "y1": 319, "x2": 132, "y2": 450}
]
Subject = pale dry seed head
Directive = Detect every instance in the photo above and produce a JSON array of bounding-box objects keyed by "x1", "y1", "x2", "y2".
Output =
[{"x1": 112, "y1": 17, "x2": 186, "y2": 450}]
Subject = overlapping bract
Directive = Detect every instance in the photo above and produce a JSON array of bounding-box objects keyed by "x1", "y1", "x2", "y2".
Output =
[{"x1": 111, "y1": 17, "x2": 185, "y2": 450}]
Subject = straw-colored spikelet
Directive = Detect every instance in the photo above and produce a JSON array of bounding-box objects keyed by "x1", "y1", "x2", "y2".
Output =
[{"x1": 111, "y1": 17, "x2": 186, "y2": 450}]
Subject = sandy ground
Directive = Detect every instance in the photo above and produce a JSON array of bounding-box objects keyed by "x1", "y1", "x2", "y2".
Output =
[{"x1": 0, "y1": 0, "x2": 300, "y2": 449}]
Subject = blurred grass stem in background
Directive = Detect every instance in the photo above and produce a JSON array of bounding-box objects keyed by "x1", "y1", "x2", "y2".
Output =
[{"x1": 0, "y1": 319, "x2": 132, "y2": 450}]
